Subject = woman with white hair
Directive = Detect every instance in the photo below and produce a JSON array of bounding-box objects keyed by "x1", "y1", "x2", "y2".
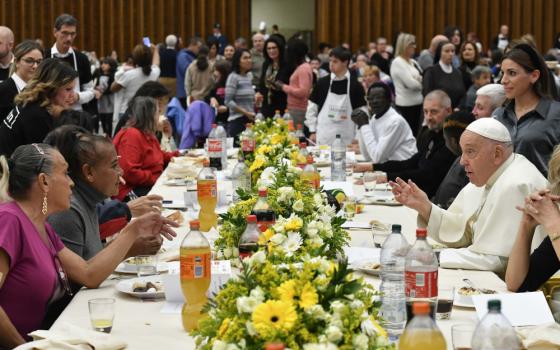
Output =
[
  {"x1": 390, "y1": 32, "x2": 423, "y2": 136},
  {"x1": 472, "y1": 83, "x2": 506, "y2": 119}
]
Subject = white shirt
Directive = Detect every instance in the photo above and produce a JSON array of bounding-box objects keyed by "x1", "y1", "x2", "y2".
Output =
[
  {"x1": 114, "y1": 65, "x2": 161, "y2": 114},
  {"x1": 357, "y1": 107, "x2": 417, "y2": 163},
  {"x1": 390, "y1": 56, "x2": 423, "y2": 106},
  {"x1": 419, "y1": 153, "x2": 549, "y2": 273},
  {"x1": 11, "y1": 73, "x2": 26, "y2": 93}
]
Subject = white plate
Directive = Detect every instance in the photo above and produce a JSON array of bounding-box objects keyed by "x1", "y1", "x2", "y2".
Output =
[
  {"x1": 115, "y1": 262, "x2": 169, "y2": 274},
  {"x1": 352, "y1": 258, "x2": 381, "y2": 276},
  {"x1": 359, "y1": 196, "x2": 402, "y2": 206},
  {"x1": 116, "y1": 275, "x2": 165, "y2": 299},
  {"x1": 164, "y1": 178, "x2": 195, "y2": 187}
]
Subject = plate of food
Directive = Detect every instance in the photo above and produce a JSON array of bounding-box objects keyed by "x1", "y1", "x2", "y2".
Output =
[
  {"x1": 116, "y1": 275, "x2": 165, "y2": 299},
  {"x1": 115, "y1": 257, "x2": 169, "y2": 274},
  {"x1": 352, "y1": 259, "x2": 381, "y2": 276},
  {"x1": 454, "y1": 286, "x2": 497, "y2": 308}
]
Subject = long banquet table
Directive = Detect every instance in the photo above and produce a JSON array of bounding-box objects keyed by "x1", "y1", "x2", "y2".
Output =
[{"x1": 51, "y1": 156, "x2": 509, "y2": 350}]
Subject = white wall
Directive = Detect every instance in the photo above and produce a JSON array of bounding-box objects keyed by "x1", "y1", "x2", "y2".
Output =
[{"x1": 251, "y1": 0, "x2": 314, "y2": 40}]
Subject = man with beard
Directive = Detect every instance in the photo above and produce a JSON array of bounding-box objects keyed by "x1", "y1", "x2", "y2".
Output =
[{"x1": 0, "y1": 26, "x2": 14, "y2": 82}]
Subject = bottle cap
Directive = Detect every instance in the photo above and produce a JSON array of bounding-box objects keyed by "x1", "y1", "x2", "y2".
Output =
[
  {"x1": 412, "y1": 302, "x2": 430, "y2": 315},
  {"x1": 297, "y1": 123, "x2": 303, "y2": 129},
  {"x1": 416, "y1": 228, "x2": 427, "y2": 238},
  {"x1": 284, "y1": 109, "x2": 289, "y2": 113},
  {"x1": 336, "y1": 134, "x2": 341, "y2": 138},
  {"x1": 391, "y1": 224, "x2": 402, "y2": 233},
  {"x1": 275, "y1": 109, "x2": 280, "y2": 113},
  {"x1": 265, "y1": 343, "x2": 285, "y2": 350},
  {"x1": 189, "y1": 220, "x2": 200, "y2": 229},
  {"x1": 487, "y1": 299, "x2": 501, "y2": 311},
  {"x1": 246, "y1": 123, "x2": 252, "y2": 128},
  {"x1": 211, "y1": 123, "x2": 217, "y2": 128},
  {"x1": 246, "y1": 215, "x2": 257, "y2": 223},
  {"x1": 258, "y1": 188, "x2": 268, "y2": 196}
]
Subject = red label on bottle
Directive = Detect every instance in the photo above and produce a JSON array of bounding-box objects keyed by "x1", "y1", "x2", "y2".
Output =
[
  {"x1": 257, "y1": 220, "x2": 274, "y2": 233},
  {"x1": 180, "y1": 253, "x2": 211, "y2": 279},
  {"x1": 208, "y1": 139, "x2": 222, "y2": 153},
  {"x1": 241, "y1": 139, "x2": 255, "y2": 152},
  {"x1": 405, "y1": 270, "x2": 438, "y2": 298}
]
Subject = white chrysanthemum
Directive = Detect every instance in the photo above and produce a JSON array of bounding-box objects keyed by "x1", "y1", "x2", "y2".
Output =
[
  {"x1": 281, "y1": 232, "x2": 303, "y2": 256},
  {"x1": 353, "y1": 333, "x2": 369, "y2": 350},
  {"x1": 292, "y1": 199, "x2": 304, "y2": 212},
  {"x1": 305, "y1": 304, "x2": 328, "y2": 321},
  {"x1": 272, "y1": 221, "x2": 285, "y2": 233},
  {"x1": 212, "y1": 340, "x2": 227, "y2": 350},
  {"x1": 288, "y1": 164, "x2": 302, "y2": 175},
  {"x1": 313, "y1": 193, "x2": 324, "y2": 206},
  {"x1": 270, "y1": 233, "x2": 286, "y2": 246},
  {"x1": 325, "y1": 325, "x2": 343, "y2": 343},
  {"x1": 310, "y1": 236, "x2": 324, "y2": 247},
  {"x1": 223, "y1": 247, "x2": 233, "y2": 258},
  {"x1": 277, "y1": 186, "x2": 295, "y2": 203},
  {"x1": 247, "y1": 250, "x2": 266, "y2": 267},
  {"x1": 330, "y1": 300, "x2": 345, "y2": 314},
  {"x1": 360, "y1": 318, "x2": 376, "y2": 337},
  {"x1": 303, "y1": 343, "x2": 338, "y2": 350},
  {"x1": 351, "y1": 300, "x2": 364, "y2": 310},
  {"x1": 257, "y1": 167, "x2": 276, "y2": 187},
  {"x1": 246, "y1": 321, "x2": 257, "y2": 336},
  {"x1": 250, "y1": 286, "x2": 265, "y2": 302},
  {"x1": 236, "y1": 295, "x2": 261, "y2": 313}
]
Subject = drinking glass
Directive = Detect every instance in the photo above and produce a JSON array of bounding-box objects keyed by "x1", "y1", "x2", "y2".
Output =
[
  {"x1": 343, "y1": 196, "x2": 357, "y2": 219},
  {"x1": 88, "y1": 298, "x2": 115, "y2": 333},
  {"x1": 436, "y1": 287, "x2": 455, "y2": 320},
  {"x1": 451, "y1": 323, "x2": 475, "y2": 350},
  {"x1": 363, "y1": 171, "x2": 377, "y2": 192},
  {"x1": 136, "y1": 255, "x2": 158, "y2": 277}
]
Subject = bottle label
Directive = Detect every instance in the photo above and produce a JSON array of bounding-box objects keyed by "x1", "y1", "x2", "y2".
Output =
[
  {"x1": 197, "y1": 180, "x2": 217, "y2": 199},
  {"x1": 257, "y1": 220, "x2": 275, "y2": 233},
  {"x1": 241, "y1": 139, "x2": 255, "y2": 152},
  {"x1": 208, "y1": 139, "x2": 223, "y2": 153},
  {"x1": 180, "y1": 252, "x2": 211, "y2": 279},
  {"x1": 405, "y1": 270, "x2": 438, "y2": 298}
]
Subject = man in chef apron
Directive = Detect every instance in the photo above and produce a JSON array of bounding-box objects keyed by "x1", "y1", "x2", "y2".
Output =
[
  {"x1": 45, "y1": 14, "x2": 96, "y2": 112},
  {"x1": 305, "y1": 46, "x2": 367, "y2": 146}
]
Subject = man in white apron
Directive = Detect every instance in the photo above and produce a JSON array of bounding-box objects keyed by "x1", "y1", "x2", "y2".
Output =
[
  {"x1": 46, "y1": 14, "x2": 95, "y2": 111},
  {"x1": 305, "y1": 46, "x2": 367, "y2": 146}
]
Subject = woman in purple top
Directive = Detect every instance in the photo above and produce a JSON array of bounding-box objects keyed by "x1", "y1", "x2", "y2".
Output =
[{"x1": 0, "y1": 144, "x2": 178, "y2": 348}]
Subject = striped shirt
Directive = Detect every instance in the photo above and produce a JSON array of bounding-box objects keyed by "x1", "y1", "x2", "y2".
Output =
[{"x1": 225, "y1": 72, "x2": 255, "y2": 121}]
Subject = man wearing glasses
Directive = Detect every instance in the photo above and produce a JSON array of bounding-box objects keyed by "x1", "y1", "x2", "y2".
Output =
[{"x1": 45, "y1": 14, "x2": 95, "y2": 111}]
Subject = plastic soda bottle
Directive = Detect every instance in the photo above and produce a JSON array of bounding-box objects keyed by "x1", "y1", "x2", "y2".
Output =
[
  {"x1": 238, "y1": 215, "x2": 260, "y2": 259},
  {"x1": 398, "y1": 302, "x2": 446, "y2": 350},
  {"x1": 472, "y1": 300, "x2": 521, "y2": 350},
  {"x1": 180, "y1": 220, "x2": 211, "y2": 332},
  {"x1": 404, "y1": 228, "x2": 439, "y2": 322},
  {"x1": 197, "y1": 160, "x2": 217, "y2": 232},
  {"x1": 240, "y1": 123, "x2": 256, "y2": 158},
  {"x1": 207, "y1": 124, "x2": 223, "y2": 170},
  {"x1": 301, "y1": 155, "x2": 320, "y2": 189},
  {"x1": 273, "y1": 109, "x2": 282, "y2": 120},
  {"x1": 252, "y1": 188, "x2": 275, "y2": 232}
]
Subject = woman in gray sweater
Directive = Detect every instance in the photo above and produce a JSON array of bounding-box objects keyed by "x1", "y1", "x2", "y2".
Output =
[{"x1": 225, "y1": 48, "x2": 255, "y2": 143}]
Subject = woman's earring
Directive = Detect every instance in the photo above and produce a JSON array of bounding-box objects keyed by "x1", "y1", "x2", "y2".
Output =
[{"x1": 42, "y1": 194, "x2": 48, "y2": 215}]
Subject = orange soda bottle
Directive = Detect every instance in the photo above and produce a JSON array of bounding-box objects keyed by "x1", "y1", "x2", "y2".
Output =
[
  {"x1": 301, "y1": 154, "x2": 320, "y2": 189},
  {"x1": 197, "y1": 160, "x2": 217, "y2": 232},
  {"x1": 398, "y1": 302, "x2": 446, "y2": 350},
  {"x1": 180, "y1": 220, "x2": 211, "y2": 332}
]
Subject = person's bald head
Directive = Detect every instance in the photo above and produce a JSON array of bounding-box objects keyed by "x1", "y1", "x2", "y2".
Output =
[
  {"x1": 459, "y1": 118, "x2": 513, "y2": 186},
  {"x1": 0, "y1": 26, "x2": 14, "y2": 60},
  {"x1": 430, "y1": 34, "x2": 448, "y2": 53},
  {"x1": 252, "y1": 33, "x2": 265, "y2": 52}
]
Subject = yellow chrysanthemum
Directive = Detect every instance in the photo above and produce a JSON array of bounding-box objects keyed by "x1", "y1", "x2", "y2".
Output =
[
  {"x1": 218, "y1": 317, "x2": 230, "y2": 337},
  {"x1": 370, "y1": 317, "x2": 388, "y2": 339},
  {"x1": 258, "y1": 228, "x2": 275, "y2": 245},
  {"x1": 249, "y1": 156, "x2": 266, "y2": 172},
  {"x1": 277, "y1": 280, "x2": 297, "y2": 303},
  {"x1": 271, "y1": 134, "x2": 285, "y2": 145},
  {"x1": 256, "y1": 145, "x2": 273, "y2": 155},
  {"x1": 284, "y1": 217, "x2": 303, "y2": 232},
  {"x1": 252, "y1": 300, "x2": 297, "y2": 334},
  {"x1": 299, "y1": 283, "x2": 319, "y2": 310}
]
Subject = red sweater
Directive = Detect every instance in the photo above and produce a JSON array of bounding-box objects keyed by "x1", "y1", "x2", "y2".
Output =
[{"x1": 113, "y1": 127, "x2": 178, "y2": 200}]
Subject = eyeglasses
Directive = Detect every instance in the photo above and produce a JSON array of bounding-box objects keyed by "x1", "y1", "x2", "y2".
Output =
[
  {"x1": 59, "y1": 31, "x2": 77, "y2": 37},
  {"x1": 54, "y1": 254, "x2": 73, "y2": 296},
  {"x1": 21, "y1": 57, "x2": 42, "y2": 66}
]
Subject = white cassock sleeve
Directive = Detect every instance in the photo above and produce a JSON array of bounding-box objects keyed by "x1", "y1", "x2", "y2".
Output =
[{"x1": 439, "y1": 248, "x2": 508, "y2": 272}]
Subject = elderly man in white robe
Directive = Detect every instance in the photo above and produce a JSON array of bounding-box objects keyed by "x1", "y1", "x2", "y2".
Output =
[{"x1": 391, "y1": 118, "x2": 548, "y2": 273}]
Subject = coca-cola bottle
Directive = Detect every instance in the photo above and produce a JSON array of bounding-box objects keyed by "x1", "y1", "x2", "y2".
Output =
[
  {"x1": 404, "y1": 228, "x2": 438, "y2": 322},
  {"x1": 252, "y1": 188, "x2": 275, "y2": 232},
  {"x1": 207, "y1": 124, "x2": 223, "y2": 170},
  {"x1": 238, "y1": 215, "x2": 260, "y2": 259}
]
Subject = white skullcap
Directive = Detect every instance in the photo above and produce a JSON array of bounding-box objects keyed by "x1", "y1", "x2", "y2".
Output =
[{"x1": 466, "y1": 118, "x2": 511, "y2": 143}]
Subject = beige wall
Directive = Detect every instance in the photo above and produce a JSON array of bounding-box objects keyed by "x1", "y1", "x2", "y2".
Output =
[{"x1": 251, "y1": 0, "x2": 314, "y2": 40}]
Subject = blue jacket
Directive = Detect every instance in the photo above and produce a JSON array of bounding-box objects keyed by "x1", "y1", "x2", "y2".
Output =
[
  {"x1": 175, "y1": 49, "x2": 196, "y2": 98},
  {"x1": 180, "y1": 100, "x2": 215, "y2": 149},
  {"x1": 166, "y1": 97, "x2": 186, "y2": 136}
]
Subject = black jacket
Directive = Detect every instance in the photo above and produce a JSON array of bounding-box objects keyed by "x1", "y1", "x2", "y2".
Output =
[{"x1": 0, "y1": 77, "x2": 18, "y2": 122}]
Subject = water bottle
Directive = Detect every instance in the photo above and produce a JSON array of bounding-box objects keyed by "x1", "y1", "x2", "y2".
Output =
[
  {"x1": 405, "y1": 228, "x2": 438, "y2": 322},
  {"x1": 282, "y1": 109, "x2": 292, "y2": 123},
  {"x1": 295, "y1": 123, "x2": 305, "y2": 143},
  {"x1": 215, "y1": 123, "x2": 228, "y2": 170},
  {"x1": 471, "y1": 300, "x2": 520, "y2": 350},
  {"x1": 330, "y1": 134, "x2": 346, "y2": 181},
  {"x1": 379, "y1": 224, "x2": 410, "y2": 341},
  {"x1": 207, "y1": 124, "x2": 223, "y2": 170},
  {"x1": 273, "y1": 110, "x2": 282, "y2": 120},
  {"x1": 231, "y1": 157, "x2": 251, "y2": 202},
  {"x1": 255, "y1": 112, "x2": 264, "y2": 121}
]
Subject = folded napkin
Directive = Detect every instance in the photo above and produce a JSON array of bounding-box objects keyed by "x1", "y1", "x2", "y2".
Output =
[
  {"x1": 15, "y1": 323, "x2": 126, "y2": 350},
  {"x1": 517, "y1": 323, "x2": 560, "y2": 349}
]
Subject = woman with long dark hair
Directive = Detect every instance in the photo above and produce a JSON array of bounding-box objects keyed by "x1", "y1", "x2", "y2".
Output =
[
  {"x1": 458, "y1": 41, "x2": 480, "y2": 91},
  {"x1": 207, "y1": 60, "x2": 231, "y2": 124},
  {"x1": 185, "y1": 45, "x2": 214, "y2": 102},
  {"x1": 225, "y1": 48, "x2": 254, "y2": 141},
  {"x1": 255, "y1": 36, "x2": 291, "y2": 118},
  {"x1": 93, "y1": 57, "x2": 118, "y2": 136}
]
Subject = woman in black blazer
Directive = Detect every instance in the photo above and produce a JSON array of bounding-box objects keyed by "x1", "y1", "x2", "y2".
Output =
[{"x1": 0, "y1": 40, "x2": 43, "y2": 121}]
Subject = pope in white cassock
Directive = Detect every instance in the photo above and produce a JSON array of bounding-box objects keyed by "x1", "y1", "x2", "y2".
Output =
[{"x1": 390, "y1": 118, "x2": 548, "y2": 273}]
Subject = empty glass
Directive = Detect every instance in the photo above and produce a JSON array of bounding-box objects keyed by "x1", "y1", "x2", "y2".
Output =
[
  {"x1": 451, "y1": 323, "x2": 475, "y2": 350},
  {"x1": 363, "y1": 171, "x2": 377, "y2": 192},
  {"x1": 136, "y1": 255, "x2": 158, "y2": 277}
]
